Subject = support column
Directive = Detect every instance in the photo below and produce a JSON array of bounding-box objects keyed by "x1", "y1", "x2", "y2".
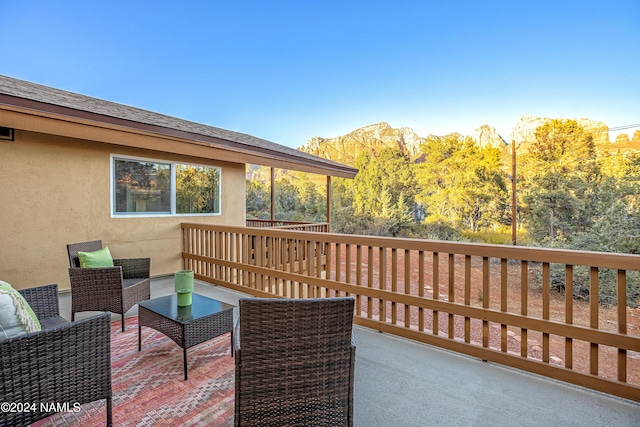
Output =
[
  {"x1": 270, "y1": 167, "x2": 275, "y2": 223},
  {"x1": 326, "y1": 176, "x2": 332, "y2": 231}
]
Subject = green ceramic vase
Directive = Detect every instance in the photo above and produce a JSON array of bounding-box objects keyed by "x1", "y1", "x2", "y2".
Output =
[{"x1": 174, "y1": 270, "x2": 194, "y2": 306}]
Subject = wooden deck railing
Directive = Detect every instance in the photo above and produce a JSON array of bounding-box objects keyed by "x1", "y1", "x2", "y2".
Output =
[
  {"x1": 182, "y1": 223, "x2": 640, "y2": 402},
  {"x1": 246, "y1": 219, "x2": 330, "y2": 232}
]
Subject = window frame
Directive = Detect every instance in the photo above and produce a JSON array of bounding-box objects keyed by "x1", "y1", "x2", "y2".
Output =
[{"x1": 110, "y1": 154, "x2": 222, "y2": 218}]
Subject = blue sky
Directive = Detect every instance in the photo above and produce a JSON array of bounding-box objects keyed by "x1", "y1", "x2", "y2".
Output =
[{"x1": 2, "y1": 0, "x2": 639, "y2": 147}]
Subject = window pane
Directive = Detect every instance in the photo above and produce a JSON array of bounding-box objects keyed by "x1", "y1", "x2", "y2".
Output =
[
  {"x1": 176, "y1": 164, "x2": 221, "y2": 214},
  {"x1": 114, "y1": 159, "x2": 171, "y2": 214}
]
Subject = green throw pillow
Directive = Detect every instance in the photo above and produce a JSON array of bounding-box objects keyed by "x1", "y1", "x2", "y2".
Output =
[
  {"x1": 78, "y1": 246, "x2": 114, "y2": 268},
  {"x1": 0, "y1": 280, "x2": 42, "y2": 339}
]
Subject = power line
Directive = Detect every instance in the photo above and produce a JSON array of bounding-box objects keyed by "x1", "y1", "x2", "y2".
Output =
[
  {"x1": 609, "y1": 123, "x2": 640, "y2": 131},
  {"x1": 586, "y1": 123, "x2": 640, "y2": 134}
]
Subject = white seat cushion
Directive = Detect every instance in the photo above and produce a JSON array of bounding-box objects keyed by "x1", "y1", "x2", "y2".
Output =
[{"x1": 0, "y1": 281, "x2": 41, "y2": 339}]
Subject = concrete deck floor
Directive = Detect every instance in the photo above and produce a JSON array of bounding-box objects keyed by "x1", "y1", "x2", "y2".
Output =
[{"x1": 61, "y1": 276, "x2": 640, "y2": 427}]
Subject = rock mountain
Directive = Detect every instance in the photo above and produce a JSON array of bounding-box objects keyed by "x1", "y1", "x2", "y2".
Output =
[
  {"x1": 298, "y1": 115, "x2": 640, "y2": 167},
  {"x1": 301, "y1": 123, "x2": 424, "y2": 166}
]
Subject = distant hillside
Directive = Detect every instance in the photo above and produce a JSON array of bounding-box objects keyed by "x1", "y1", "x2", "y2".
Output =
[
  {"x1": 611, "y1": 131, "x2": 640, "y2": 151},
  {"x1": 297, "y1": 115, "x2": 640, "y2": 168},
  {"x1": 300, "y1": 122, "x2": 425, "y2": 165}
]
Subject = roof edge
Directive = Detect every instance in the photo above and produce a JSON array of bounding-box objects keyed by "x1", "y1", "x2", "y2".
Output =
[{"x1": 0, "y1": 75, "x2": 358, "y2": 178}]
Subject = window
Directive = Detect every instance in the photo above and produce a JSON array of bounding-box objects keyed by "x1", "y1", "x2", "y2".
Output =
[{"x1": 112, "y1": 156, "x2": 221, "y2": 216}]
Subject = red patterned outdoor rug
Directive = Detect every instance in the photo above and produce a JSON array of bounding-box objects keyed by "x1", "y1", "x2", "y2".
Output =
[{"x1": 33, "y1": 316, "x2": 234, "y2": 427}]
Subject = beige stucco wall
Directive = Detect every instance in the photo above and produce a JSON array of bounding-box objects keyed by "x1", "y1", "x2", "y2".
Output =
[{"x1": 0, "y1": 129, "x2": 246, "y2": 290}]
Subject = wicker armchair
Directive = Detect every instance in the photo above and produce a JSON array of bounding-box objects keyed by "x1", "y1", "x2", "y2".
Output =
[
  {"x1": 0, "y1": 284, "x2": 112, "y2": 427},
  {"x1": 234, "y1": 297, "x2": 356, "y2": 427},
  {"x1": 67, "y1": 240, "x2": 151, "y2": 332}
]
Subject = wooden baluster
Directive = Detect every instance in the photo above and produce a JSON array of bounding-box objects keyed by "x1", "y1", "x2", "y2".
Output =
[
  {"x1": 482, "y1": 256, "x2": 490, "y2": 351},
  {"x1": 449, "y1": 253, "x2": 455, "y2": 339},
  {"x1": 367, "y1": 246, "x2": 373, "y2": 319},
  {"x1": 345, "y1": 244, "x2": 352, "y2": 298},
  {"x1": 323, "y1": 241, "x2": 332, "y2": 298},
  {"x1": 542, "y1": 262, "x2": 550, "y2": 363},
  {"x1": 257, "y1": 235, "x2": 264, "y2": 292},
  {"x1": 501, "y1": 258, "x2": 508, "y2": 352},
  {"x1": 298, "y1": 239, "x2": 305, "y2": 297},
  {"x1": 356, "y1": 245, "x2": 362, "y2": 317},
  {"x1": 521, "y1": 260, "x2": 528, "y2": 357},
  {"x1": 464, "y1": 255, "x2": 471, "y2": 343},
  {"x1": 565, "y1": 265, "x2": 573, "y2": 369},
  {"x1": 590, "y1": 266, "x2": 599, "y2": 375},
  {"x1": 379, "y1": 246, "x2": 387, "y2": 323},
  {"x1": 404, "y1": 250, "x2": 411, "y2": 328},
  {"x1": 617, "y1": 269, "x2": 627, "y2": 383},
  {"x1": 335, "y1": 243, "x2": 342, "y2": 297},
  {"x1": 392, "y1": 248, "x2": 398, "y2": 325},
  {"x1": 418, "y1": 250, "x2": 424, "y2": 332},
  {"x1": 433, "y1": 252, "x2": 439, "y2": 336},
  {"x1": 306, "y1": 240, "x2": 314, "y2": 298}
]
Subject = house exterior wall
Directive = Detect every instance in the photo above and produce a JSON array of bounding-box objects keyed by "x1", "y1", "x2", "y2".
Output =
[{"x1": 0, "y1": 129, "x2": 246, "y2": 290}]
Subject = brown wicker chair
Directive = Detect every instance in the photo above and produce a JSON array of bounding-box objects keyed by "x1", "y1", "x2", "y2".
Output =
[
  {"x1": 67, "y1": 240, "x2": 151, "y2": 332},
  {"x1": 234, "y1": 297, "x2": 356, "y2": 427},
  {"x1": 0, "y1": 283, "x2": 112, "y2": 427}
]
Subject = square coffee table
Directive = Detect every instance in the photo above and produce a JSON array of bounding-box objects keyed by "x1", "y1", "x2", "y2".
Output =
[{"x1": 138, "y1": 293, "x2": 235, "y2": 380}]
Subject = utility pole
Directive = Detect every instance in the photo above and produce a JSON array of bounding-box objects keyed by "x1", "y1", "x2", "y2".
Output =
[
  {"x1": 511, "y1": 140, "x2": 517, "y2": 245},
  {"x1": 499, "y1": 133, "x2": 517, "y2": 246}
]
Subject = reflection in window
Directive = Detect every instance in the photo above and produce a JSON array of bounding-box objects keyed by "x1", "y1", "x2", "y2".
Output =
[
  {"x1": 114, "y1": 159, "x2": 170, "y2": 214},
  {"x1": 112, "y1": 156, "x2": 221, "y2": 216},
  {"x1": 176, "y1": 164, "x2": 220, "y2": 214}
]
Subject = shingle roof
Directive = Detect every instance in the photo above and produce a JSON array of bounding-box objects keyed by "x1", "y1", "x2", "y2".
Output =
[{"x1": 0, "y1": 75, "x2": 357, "y2": 178}]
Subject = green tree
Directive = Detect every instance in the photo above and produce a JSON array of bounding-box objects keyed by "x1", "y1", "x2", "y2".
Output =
[
  {"x1": 572, "y1": 150, "x2": 640, "y2": 254},
  {"x1": 298, "y1": 176, "x2": 327, "y2": 222},
  {"x1": 415, "y1": 134, "x2": 508, "y2": 231},
  {"x1": 175, "y1": 165, "x2": 220, "y2": 214},
  {"x1": 246, "y1": 180, "x2": 270, "y2": 218},
  {"x1": 518, "y1": 128, "x2": 640, "y2": 307},
  {"x1": 518, "y1": 119, "x2": 599, "y2": 243},
  {"x1": 274, "y1": 178, "x2": 302, "y2": 220},
  {"x1": 352, "y1": 147, "x2": 418, "y2": 220}
]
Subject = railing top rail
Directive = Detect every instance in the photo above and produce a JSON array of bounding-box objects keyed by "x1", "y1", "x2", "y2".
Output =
[
  {"x1": 246, "y1": 219, "x2": 318, "y2": 225},
  {"x1": 271, "y1": 223, "x2": 330, "y2": 229},
  {"x1": 182, "y1": 223, "x2": 640, "y2": 270}
]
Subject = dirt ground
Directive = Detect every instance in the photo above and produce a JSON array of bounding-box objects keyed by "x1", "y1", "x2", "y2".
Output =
[{"x1": 329, "y1": 249, "x2": 640, "y2": 387}]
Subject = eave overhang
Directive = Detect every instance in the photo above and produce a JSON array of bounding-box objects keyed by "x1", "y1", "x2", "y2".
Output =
[{"x1": 0, "y1": 77, "x2": 357, "y2": 179}]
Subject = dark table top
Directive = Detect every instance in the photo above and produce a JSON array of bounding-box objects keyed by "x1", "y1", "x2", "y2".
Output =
[{"x1": 138, "y1": 293, "x2": 235, "y2": 324}]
